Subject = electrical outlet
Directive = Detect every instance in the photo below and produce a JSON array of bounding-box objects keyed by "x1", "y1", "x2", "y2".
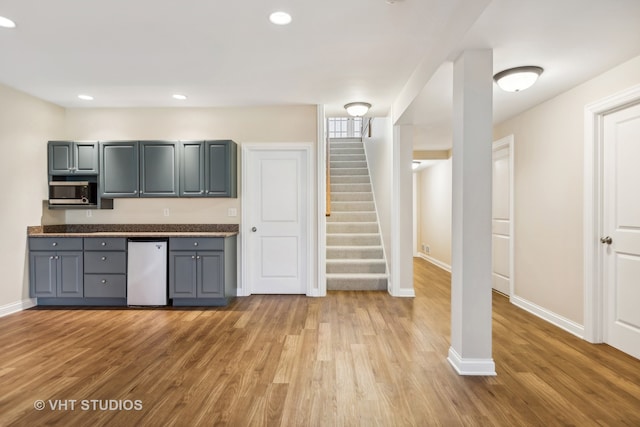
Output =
[
  {"x1": 163, "y1": 208, "x2": 170, "y2": 217},
  {"x1": 421, "y1": 243, "x2": 426, "y2": 251},
  {"x1": 228, "y1": 208, "x2": 238, "y2": 217},
  {"x1": 425, "y1": 245, "x2": 430, "y2": 254},
  {"x1": 86, "y1": 210, "x2": 92, "y2": 218}
]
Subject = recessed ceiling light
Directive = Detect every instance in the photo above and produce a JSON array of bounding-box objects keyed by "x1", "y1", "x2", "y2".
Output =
[
  {"x1": 269, "y1": 11, "x2": 292, "y2": 25},
  {"x1": 0, "y1": 16, "x2": 16, "y2": 28},
  {"x1": 172, "y1": 94, "x2": 187, "y2": 100},
  {"x1": 78, "y1": 94, "x2": 94, "y2": 101}
]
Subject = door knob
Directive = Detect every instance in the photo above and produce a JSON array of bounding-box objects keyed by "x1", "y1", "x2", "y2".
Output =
[
  {"x1": 600, "y1": 236, "x2": 613, "y2": 245},
  {"x1": 251, "y1": 227, "x2": 257, "y2": 232}
]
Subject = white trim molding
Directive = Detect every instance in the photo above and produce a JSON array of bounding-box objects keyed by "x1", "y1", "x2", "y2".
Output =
[
  {"x1": 447, "y1": 347, "x2": 496, "y2": 376},
  {"x1": 315, "y1": 104, "x2": 327, "y2": 297},
  {"x1": 583, "y1": 84, "x2": 640, "y2": 343},
  {"x1": 511, "y1": 295, "x2": 584, "y2": 338},
  {"x1": 417, "y1": 253, "x2": 451, "y2": 273},
  {"x1": 0, "y1": 299, "x2": 37, "y2": 318}
]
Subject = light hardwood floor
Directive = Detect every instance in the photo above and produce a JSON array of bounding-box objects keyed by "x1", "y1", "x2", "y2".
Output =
[{"x1": 1, "y1": 258, "x2": 640, "y2": 426}]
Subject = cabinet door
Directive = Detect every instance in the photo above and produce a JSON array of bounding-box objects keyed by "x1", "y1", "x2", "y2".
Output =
[
  {"x1": 198, "y1": 251, "x2": 224, "y2": 298},
  {"x1": 57, "y1": 252, "x2": 84, "y2": 298},
  {"x1": 48, "y1": 141, "x2": 74, "y2": 175},
  {"x1": 140, "y1": 141, "x2": 179, "y2": 197},
  {"x1": 205, "y1": 140, "x2": 237, "y2": 197},
  {"x1": 30, "y1": 252, "x2": 57, "y2": 297},
  {"x1": 74, "y1": 142, "x2": 99, "y2": 174},
  {"x1": 180, "y1": 141, "x2": 205, "y2": 197},
  {"x1": 100, "y1": 141, "x2": 139, "y2": 197},
  {"x1": 169, "y1": 251, "x2": 197, "y2": 298}
]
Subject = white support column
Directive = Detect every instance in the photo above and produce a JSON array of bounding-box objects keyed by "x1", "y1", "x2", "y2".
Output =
[{"x1": 448, "y1": 49, "x2": 496, "y2": 376}]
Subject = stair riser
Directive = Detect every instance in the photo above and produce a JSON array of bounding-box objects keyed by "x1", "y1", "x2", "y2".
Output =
[
  {"x1": 331, "y1": 149, "x2": 365, "y2": 155},
  {"x1": 331, "y1": 192, "x2": 373, "y2": 202},
  {"x1": 331, "y1": 142, "x2": 364, "y2": 149},
  {"x1": 326, "y1": 277, "x2": 387, "y2": 291},
  {"x1": 331, "y1": 202, "x2": 375, "y2": 212},
  {"x1": 331, "y1": 176, "x2": 371, "y2": 184},
  {"x1": 331, "y1": 153, "x2": 365, "y2": 158},
  {"x1": 327, "y1": 223, "x2": 379, "y2": 234},
  {"x1": 331, "y1": 161, "x2": 368, "y2": 169},
  {"x1": 327, "y1": 235, "x2": 381, "y2": 246},
  {"x1": 331, "y1": 184, "x2": 372, "y2": 193},
  {"x1": 326, "y1": 248, "x2": 383, "y2": 259},
  {"x1": 327, "y1": 212, "x2": 377, "y2": 222},
  {"x1": 326, "y1": 262, "x2": 386, "y2": 274},
  {"x1": 331, "y1": 168, "x2": 369, "y2": 176}
]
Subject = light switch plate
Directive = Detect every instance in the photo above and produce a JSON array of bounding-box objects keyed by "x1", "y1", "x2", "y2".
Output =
[{"x1": 228, "y1": 208, "x2": 238, "y2": 217}]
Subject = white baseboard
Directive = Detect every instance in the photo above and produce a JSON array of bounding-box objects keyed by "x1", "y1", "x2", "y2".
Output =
[
  {"x1": 447, "y1": 347, "x2": 496, "y2": 376},
  {"x1": 510, "y1": 295, "x2": 584, "y2": 339},
  {"x1": 388, "y1": 287, "x2": 416, "y2": 298},
  {"x1": 0, "y1": 298, "x2": 37, "y2": 318},
  {"x1": 417, "y1": 253, "x2": 451, "y2": 273}
]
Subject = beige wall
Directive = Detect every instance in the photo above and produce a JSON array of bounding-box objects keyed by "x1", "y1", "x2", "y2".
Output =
[
  {"x1": 416, "y1": 158, "x2": 452, "y2": 267},
  {"x1": 60, "y1": 106, "x2": 317, "y2": 225},
  {"x1": 415, "y1": 54, "x2": 640, "y2": 325},
  {"x1": 494, "y1": 54, "x2": 640, "y2": 325},
  {"x1": 0, "y1": 84, "x2": 65, "y2": 307},
  {"x1": 0, "y1": 101, "x2": 316, "y2": 310}
]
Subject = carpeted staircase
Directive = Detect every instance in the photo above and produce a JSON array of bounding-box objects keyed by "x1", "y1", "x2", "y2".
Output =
[{"x1": 326, "y1": 137, "x2": 388, "y2": 291}]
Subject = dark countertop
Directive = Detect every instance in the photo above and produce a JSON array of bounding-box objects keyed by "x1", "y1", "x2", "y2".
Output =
[{"x1": 27, "y1": 224, "x2": 239, "y2": 238}]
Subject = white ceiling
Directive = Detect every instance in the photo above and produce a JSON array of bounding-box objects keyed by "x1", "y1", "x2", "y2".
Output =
[{"x1": 1, "y1": 0, "x2": 640, "y2": 149}]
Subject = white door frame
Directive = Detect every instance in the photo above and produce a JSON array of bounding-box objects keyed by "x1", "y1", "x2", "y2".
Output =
[
  {"x1": 583, "y1": 84, "x2": 640, "y2": 343},
  {"x1": 492, "y1": 135, "x2": 515, "y2": 298},
  {"x1": 240, "y1": 142, "x2": 317, "y2": 297}
]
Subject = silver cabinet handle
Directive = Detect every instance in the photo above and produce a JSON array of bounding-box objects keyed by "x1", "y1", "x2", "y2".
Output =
[
  {"x1": 251, "y1": 227, "x2": 257, "y2": 232},
  {"x1": 49, "y1": 256, "x2": 54, "y2": 260},
  {"x1": 197, "y1": 256, "x2": 201, "y2": 259},
  {"x1": 191, "y1": 255, "x2": 196, "y2": 259},
  {"x1": 193, "y1": 242, "x2": 198, "y2": 246},
  {"x1": 101, "y1": 242, "x2": 106, "y2": 246},
  {"x1": 101, "y1": 279, "x2": 107, "y2": 284},
  {"x1": 101, "y1": 256, "x2": 107, "y2": 261},
  {"x1": 52, "y1": 242, "x2": 58, "y2": 246},
  {"x1": 600, "y1": 236, "x2": 613, "y2": 245}
]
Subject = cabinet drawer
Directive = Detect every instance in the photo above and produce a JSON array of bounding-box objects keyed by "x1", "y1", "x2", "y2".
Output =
[
  {"x1": 84, "y1": 237, "x2": 127, "y2": 251},
  {"x1": 29, "y1": 237, "x2": 83, "y2": 251},
  {"x1": 84, "y1": 274, "x2": 126, "y2": 298},
  {"x1": 84, "y1": 251, "x2": 126, "y2": 274},
  {"x1": 169, "y1": 237, "x2": 223, "y2": 251}
]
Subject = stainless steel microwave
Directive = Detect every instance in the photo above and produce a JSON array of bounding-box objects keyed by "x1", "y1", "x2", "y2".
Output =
[{"x1": 48, "y1": 181, "x2": 97, "y2": 206}]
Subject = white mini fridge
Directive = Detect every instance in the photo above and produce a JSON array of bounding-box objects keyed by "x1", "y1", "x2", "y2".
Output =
[{"x1": 127, "y1": 239, "x2": 168, "y2": 306}]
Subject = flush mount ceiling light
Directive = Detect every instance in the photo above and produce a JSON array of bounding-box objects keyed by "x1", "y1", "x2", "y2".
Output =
[
  {"x1": 172, "y1": 94, "x2": 187, "y2": 100},
  {"x1": 0, "y1": 16, "x2": 16, "y2": 28},
  {"x1": 77, "y1": 94, "x2": 94, "y2": 101},
  {"x1": 344, "y1": 102, "x2": 371, "y2": 117},
  {"x1": 269, "y1": 11, "x2": 292, "y2": 25},
  {"x1": 493, "y1": 66, "x2": 543, "y2": 92}
]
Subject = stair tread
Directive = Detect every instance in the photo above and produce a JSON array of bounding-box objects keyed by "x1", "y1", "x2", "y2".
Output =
[
  {"x1": 326, "y1": 259, "x2": 386, "y2": 264},
  {"x1": 326, "y1": 273, "x2": 388, "y2": 278}
]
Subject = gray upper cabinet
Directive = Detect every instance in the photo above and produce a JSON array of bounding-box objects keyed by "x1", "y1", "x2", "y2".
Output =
[
  {"x1": 140, "y1": 141, "x2": 179, "y2": 197},
  {"x1": 179, "y1": 141, "x2": 205, "y2": 197},
  {"x1": 49, "y1": 141, "x2": 98, "y2": 175},
  {"x1": 179, "y1": 140, "x2": 237, "y2": 197},
  {"x1": 206, "y1": 140, "x2": 237, "y2": 198},
  {"x1": 100, "y1": 141, "x2": 139, "y2": 198}
]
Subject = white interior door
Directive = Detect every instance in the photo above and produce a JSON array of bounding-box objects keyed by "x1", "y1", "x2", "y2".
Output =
[
  {"x1": 603, "y1": 103, "x2": 640, "y2": 359},
  {"x1": 492, "y1": 137, "x2": 512, "y2": 296},
  {"x1": 245, "y1": 147, "x2": 309, "y2": 294}
]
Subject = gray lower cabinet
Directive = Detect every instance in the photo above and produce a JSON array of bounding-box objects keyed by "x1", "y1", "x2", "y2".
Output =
[
  {"x1": 179, "y1": 140, "x2": 237, "y2": 197},
  {"x1": 49, "y1": 141, "x2": 99, "y2": 175},
  {"x1": 100, "y1": 141, "x2": 140, "y2": 197},
  {"x1": 169, "y1": 236, "x2": 236, "y2": 305},
  {"x1": 83, "y1": 238, "x2": 127, "y2": 299},
  {"x1": 29, "y1": 238, "x2": 83, "y2": 298}
]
